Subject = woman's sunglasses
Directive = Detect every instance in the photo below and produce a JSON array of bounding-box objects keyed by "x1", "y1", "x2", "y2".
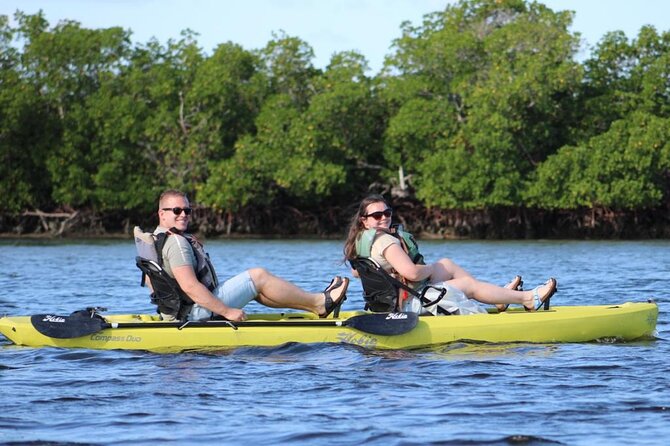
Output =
[
  {"x1": 162, "y1": 207, "x2": 193, "y2": 216},
  {"x1": 363, "y1": 209, "x2": 392, "y2": 220}
]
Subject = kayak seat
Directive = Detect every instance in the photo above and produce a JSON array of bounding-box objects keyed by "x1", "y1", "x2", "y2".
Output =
[
  {"x1": 135, "y1": 256, "x2": 194, "y2": 320},
  {"x1": 349, "y1": 257, "x2": 448, "y2": 314}
]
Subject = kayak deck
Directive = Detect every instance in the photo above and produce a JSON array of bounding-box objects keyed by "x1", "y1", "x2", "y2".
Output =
[{"x1": 0, "y1": 302, "x2": 659, "y2": 353}]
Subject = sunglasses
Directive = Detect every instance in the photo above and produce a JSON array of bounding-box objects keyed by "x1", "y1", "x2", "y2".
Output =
[
  {"x1": 363, "y1": 209, "x2": 393, "y2": 220},
  {"x1": 162, "y1": 207, "x2": 192, "y2": 216}
]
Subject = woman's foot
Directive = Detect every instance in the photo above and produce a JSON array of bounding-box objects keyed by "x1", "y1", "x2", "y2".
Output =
[
  {"x1": 319, "y1": 276, "x2": 349, "y2": 318},
  {"x1": 496, "y1": 275, "x2": 523, "y2": 312},
  {"x1": 523, "y1": 278, "x2": 557, "y2": 311}
]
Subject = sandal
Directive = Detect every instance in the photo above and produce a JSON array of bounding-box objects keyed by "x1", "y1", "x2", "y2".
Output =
[
  {"x1": 320, "y1": 276, "x2": 349, "y2": 319},
  {"x1": 524, "y1": 278, "x2": 557, "y2": 311},
  {"x1": 496, "y1": 275, "x2": 523, "y2": 312}
]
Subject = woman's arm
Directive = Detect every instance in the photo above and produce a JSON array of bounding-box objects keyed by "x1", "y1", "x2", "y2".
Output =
[{"x1": 383, "y1": 243, "x2": 434, "y2": 282}]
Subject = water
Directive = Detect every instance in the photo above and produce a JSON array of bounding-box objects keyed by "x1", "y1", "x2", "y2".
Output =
[{"x1": 1, "y1": 239, "x2": 668, "y2": 445}]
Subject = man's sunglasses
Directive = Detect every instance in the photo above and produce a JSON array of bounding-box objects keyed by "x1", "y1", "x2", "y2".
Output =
[
  {"x1": 363, "y1": 209, "x2": 393, "y2": 220},
  {"x1": 162, "y1": 207, "x2": 193, "y2": 216}
]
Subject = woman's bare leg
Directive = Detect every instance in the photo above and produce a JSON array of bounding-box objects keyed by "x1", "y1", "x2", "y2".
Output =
[
  {"x1": 447, "y1": 276, "x2": 555, "y2": 308},
  {"x1": 430, "y1": 258, "x2": 474, "y2": 282}
]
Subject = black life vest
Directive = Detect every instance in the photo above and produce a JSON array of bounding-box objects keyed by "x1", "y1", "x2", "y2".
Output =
[{"x1": 134, "y1": 226, "x2": 219, "y2": 320}]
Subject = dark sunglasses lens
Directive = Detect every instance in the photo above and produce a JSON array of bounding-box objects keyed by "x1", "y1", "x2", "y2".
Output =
[
  {"x1": 368, "y1": 210, "x2": 392, "y2": 220},
  {"x1": 172, "y1": 207, "x2": 192, "y2": 215}
]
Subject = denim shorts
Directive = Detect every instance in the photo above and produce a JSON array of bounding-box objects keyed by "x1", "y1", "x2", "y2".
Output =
[{"x1": 188, "y1": 271, "x2": 258, "y2": 321}]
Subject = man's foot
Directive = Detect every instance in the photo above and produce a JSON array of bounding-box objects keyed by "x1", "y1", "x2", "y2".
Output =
[{"x1": 320, "y1": 277, "x2": 349, "y2": 318}]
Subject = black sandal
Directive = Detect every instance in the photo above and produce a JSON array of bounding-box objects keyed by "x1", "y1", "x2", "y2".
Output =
[
  {"x1": 524, "y1": 278, "x2": 557, "y2": 312},
  {"x1": 320, "y1": 277, "x2": 349, "y2": 319},
  {"x1": 496, "y1": 275, "x2": 524, "y2": 312}
]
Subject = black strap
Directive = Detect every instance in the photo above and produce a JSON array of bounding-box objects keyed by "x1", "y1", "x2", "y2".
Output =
[
  {"x1": 136, "y1": 256, "x2": 194, "y2": 320},
  {"x1": 154, "y1": 231, "x2": 169, "y2": 267},
  {"x1": 350, "y1": 257, "x2": 452, "y2": 314}
]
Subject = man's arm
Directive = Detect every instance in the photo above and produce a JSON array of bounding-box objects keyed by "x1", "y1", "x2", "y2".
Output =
[{"x1": 172, "y1": 265, "x2": 246, "y2": 321}]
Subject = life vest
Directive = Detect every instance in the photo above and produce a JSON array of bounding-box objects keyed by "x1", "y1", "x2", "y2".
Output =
[
  {"x1": 133, "y1": 226, "x2": 219, "y2": 319},
  {"x1": 161, "y1": 227, "x2": 219, "y2": 292},
  {"x1": 354, "y1": 224, "x2": 426, "y2": 311},
  {"x1": 355, "y1": 225, "x2": 424, "y2": 265}
]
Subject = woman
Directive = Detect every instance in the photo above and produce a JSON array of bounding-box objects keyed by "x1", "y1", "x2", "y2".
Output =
[{"x1": 343, "y1": 195, "x2": 557, "y2": 313}]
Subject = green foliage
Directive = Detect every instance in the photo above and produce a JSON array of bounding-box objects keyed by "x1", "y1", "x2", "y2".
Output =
[
  {"x1": 384, "y1": 97, "x2": 457, "y2": 173},
  {"x1": 128, "y1": 34, "x2": 205, "y2": 197},
  {"x1": 380, "y1": 0, "x2": 583, "y2": 208},
  {"x1": 526, "y1": 112, "x2": 670, "y2": 209},
  {"x1": 1, "y1": 16, "x2": 40, "y2": 211},
  {"x1": 1, "y1": 2, "x2": 669, "y2": 222},
  {"x1": 12, "y1": 11, "x2": 133, "y2": 208},
  {"x1": 0, "y1": 47, "x2": 54, "y2": 212},
  {"x1": 198, "y1": 135, "x2": 275, "y2": 211},
  {"x1": 189, "y1": 42, "x2": 265, "y2": 159},
  {"x1": 577, "y1": 26, "x2": 670, "y2": 140},
  {"x1": 280, "y1": 51, "x2": 384, "y2": 201},
  {"x1": 258, "y1": 31, "x2": 320, "y2": 108},
  {"x1": 199, "y1": 46, "x2": 385, "y2": 211}
]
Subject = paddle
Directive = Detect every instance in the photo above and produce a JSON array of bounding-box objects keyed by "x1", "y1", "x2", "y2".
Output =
[{"x1": 30, "y1": 311, "x2": 419, "y2": 339}]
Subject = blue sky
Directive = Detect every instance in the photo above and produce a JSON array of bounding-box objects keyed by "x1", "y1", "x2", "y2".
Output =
[{"x1": 2, "y1": 0, "x2": 669, "y2": 73}]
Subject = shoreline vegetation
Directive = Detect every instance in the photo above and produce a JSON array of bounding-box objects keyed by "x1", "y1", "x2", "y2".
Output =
[
  {"x1": 3, "y1": 2, "x2": 670, "y2": 240},
  {"x1": 3, "y1": 196, "x2": 668, "y2": 240}
]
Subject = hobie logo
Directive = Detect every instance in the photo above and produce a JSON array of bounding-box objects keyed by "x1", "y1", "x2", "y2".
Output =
[
  {"x1": 43, "y1": 315, "x2": 66, "y2": 323},
  {"x1": 386, "y1": 313, "x2": 408, "y2": 320}
]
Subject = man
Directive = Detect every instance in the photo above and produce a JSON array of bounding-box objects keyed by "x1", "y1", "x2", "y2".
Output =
[{"x1": 151, "y1": 189, "x2": 348, "y2": 322}]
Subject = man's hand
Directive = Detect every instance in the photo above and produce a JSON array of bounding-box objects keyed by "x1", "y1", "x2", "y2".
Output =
[{"x1": 222, "y1": 307, "x2": 246, "y2": 322}]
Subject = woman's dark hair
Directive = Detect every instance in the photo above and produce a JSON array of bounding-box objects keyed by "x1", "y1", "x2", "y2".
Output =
[{"x1": 342, "y1": 194, "x2": 390, "y2": 261}]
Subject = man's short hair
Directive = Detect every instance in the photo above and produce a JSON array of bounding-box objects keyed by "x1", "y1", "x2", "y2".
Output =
[{"x1": 159, "y1": 189, "x2": 188, "y2": 209}]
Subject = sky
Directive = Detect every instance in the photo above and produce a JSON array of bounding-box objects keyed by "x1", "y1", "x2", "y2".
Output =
[{"x1": 2, "y1": 0, "x2": 669, "y2": 74}]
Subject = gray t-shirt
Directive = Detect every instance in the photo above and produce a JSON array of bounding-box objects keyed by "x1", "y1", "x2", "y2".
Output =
[{"x1": 153, "y1": 226, "x2": 196, "y2": 278}]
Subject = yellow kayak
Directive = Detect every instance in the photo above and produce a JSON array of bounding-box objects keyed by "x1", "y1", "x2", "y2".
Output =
[{"x1": 0, "y1": 302, "x2": 658, "y2": 353}]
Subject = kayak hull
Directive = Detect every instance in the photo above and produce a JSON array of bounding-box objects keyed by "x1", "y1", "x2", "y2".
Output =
[{"x1": 0, "y1": 302, "x2": 658, "y2": 353}]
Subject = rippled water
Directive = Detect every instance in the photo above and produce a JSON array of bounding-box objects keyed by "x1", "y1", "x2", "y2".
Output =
[{"x1": 1, "y1": 239, "x2": 668, "y2": 445}]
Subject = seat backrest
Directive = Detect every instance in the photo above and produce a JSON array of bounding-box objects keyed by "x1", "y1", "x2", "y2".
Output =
[
  {"x1": 135, "y1": 256, "x2": 193, "y2": 319},
  {"x1": 350, "y1": 257, "x2": 420, "y2": 312}
]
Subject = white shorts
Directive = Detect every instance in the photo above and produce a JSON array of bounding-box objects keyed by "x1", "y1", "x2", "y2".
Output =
[
  {"x1": 403, "y1": 283, "x2": 487, "y2": 315},
  {"x1": 188, "y1": 271, "x2": 258, "y2": 321}
]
